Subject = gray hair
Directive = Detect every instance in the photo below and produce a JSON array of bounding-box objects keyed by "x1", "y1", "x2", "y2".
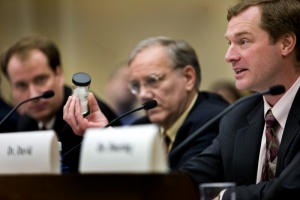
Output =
[{"x1": 128, "y1": 36, "x2": 201, "y2": 89}]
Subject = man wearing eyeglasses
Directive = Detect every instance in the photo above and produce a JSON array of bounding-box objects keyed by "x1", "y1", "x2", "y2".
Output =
[{"x1": 64, "y1": 36, "x2": 229, "y2": 169}]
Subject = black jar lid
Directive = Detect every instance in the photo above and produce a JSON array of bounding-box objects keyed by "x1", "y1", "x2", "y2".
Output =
[{"x1": 72, "y1": 72, "x2": 91, "y2": 86}]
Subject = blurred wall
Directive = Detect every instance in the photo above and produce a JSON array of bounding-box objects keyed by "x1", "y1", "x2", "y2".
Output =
[{"x1": 0, "y1": 0, "x2": 238, "y2": 105}]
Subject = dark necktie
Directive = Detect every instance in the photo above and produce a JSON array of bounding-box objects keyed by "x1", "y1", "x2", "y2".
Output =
[
  {"x1": 261, "y1": 110, "x2": 279, "y2": 181},
  {"x1": 162, "y1": 129, "x2": 171, "y2": 153},
  {"x1": 163, "y1": 134, "x2": 171, "y2": 153}
]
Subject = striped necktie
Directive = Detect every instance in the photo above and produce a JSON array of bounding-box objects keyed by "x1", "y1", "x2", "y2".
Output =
[{"x1": 261, "y1": 110, "x2": 279, "y2": 181}]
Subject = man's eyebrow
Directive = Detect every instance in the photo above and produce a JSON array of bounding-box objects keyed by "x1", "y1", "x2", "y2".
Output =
[
  {"x1": 34, "y1": 74, "x2": 48, "y2": 79},
  {"x1": 225, "y1": 31, "x2": 252, "y2": 39},
  {"x1": 235, "y1": 31, "x2": 252, "y2": 37},
  {"x1": 14, "y1": 80, "x2": 27, "y2": 86}
]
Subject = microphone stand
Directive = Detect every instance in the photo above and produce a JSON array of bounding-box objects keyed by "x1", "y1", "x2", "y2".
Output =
[
  {"x1": 104, "y1": 107, "x2": 144, "y2": 127},
  {"x1": 0, "y1": 91, "x2": 54, "y2": 126},
  {"x1": 169, "y1": 85, "x2": 285, "y2": 160}
]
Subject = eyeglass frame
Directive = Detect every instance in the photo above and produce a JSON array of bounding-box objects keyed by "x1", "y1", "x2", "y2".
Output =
[{"x1": 128, "y1": 67, "x2": 181, "y2": 95}]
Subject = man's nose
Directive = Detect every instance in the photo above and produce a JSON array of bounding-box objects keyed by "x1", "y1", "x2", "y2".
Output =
[
  {"x1": 224, "y1": 45, "x2": 240, "y2": 63},
  {"x1": 28, "y1": 84, "x2": 41, "y2": 99},
  {"x1": 137, "y1": 85, "x2": 154, "y2": 99}
]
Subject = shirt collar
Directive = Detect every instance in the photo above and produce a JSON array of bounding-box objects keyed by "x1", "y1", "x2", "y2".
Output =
[
  {"x1": 263, "y1": 76, "x2": 300, "y2": 129},
  {"x1": 38, "y1": 116, "x2": 56, "y2": 130},
  {"x1": 161, "y1": 93, "x2": 198, "y2": 145}
]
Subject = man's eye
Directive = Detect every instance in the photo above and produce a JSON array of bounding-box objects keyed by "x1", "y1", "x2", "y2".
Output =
[
  {"x1": 226, "y1": 39, "x2": 231, "y2": 45},
  {"x1": 240, "y1": 39, "x2": 248, "y2": 45},
  {"x1": 131, "y1": 82, "x2": 140, "y2": 89},
  {"x1": 35, "y1": 77, "x2": 47, "y2": 85},
  {"x1": 15, "y1": 83, "x2": 28, "y2": 91},
  {"x1": 147, "y1": 78, "x2": 158, "y2": 85},
  {"x1": 147, "y1": 74, "x2": 160, "y2": 86}
]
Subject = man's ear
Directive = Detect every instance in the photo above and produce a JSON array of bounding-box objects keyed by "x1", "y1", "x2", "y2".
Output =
[
  {"x1": 281, "y1": 33, "x2": 296, "y2": 56},
  {"x1": 181, "y1": 65, "x2": 196, "y2": 91}
]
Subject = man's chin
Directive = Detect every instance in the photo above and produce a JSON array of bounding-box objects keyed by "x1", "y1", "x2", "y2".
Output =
[
  {"x1": 148, "y1": 115, "x2": 164, "y2": 125},
  {"x1": 28, "y1": 112, "x2": 50, "y2": 123}
]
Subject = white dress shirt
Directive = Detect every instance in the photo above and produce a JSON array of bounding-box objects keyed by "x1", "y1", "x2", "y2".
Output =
[{"x1": 256, "y1": 77, "x2": 300, "y2": 183}]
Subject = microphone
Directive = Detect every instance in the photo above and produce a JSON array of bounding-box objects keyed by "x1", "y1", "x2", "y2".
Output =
[
  {"x1": 62, "y1": 99, "x2": 157, "y2": 157},
  {"x1": 169, "y1": 85, "x2": 285, "y2": 159},
  {"x1": 104, "y1": 99, "x2": 157, "y2": 127},
  {"x1": 0, "y1": 90, "x2": 55, "y2": 126}
]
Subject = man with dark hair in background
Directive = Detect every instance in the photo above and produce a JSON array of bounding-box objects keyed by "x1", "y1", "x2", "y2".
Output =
[{"x1": 0, "y1": 34, "x2": 120, "y2": 172}]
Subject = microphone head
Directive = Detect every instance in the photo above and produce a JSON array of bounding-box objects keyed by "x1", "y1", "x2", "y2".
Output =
[
  {"x1": 268, "y1": 85, "x2": 285, "y2": 95},
  {"x1": 42, "y1": 90, "x2": 55, "y2": 98},
  {"x1": 143, "y1": 100, "x2": 157, "y2": 110}
]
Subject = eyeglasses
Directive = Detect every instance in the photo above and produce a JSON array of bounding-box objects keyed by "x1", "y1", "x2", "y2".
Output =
[{"x1": 128, "y1": 73, "x2": 166, "y2": 95}]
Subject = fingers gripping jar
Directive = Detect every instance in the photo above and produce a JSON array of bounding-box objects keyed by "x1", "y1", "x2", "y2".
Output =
[{"x1": 72, "y1": 72, "x2": 91, "y2": 116}]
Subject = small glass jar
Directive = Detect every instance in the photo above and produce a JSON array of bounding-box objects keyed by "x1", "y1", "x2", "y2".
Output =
[{"x1": 72, "y1": 72, "x2": 91, "y2": 116}]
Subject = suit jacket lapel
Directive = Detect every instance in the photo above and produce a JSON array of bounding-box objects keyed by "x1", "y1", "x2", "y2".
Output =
[
  {"x1": 234, "y1": 101, "x2": 264, "y2": 183},
  {"x1": 277, "y1": 88, "x2": 300, "y2": 172},
  {"x1": 280, "y1": 109, "x2": 300, "y2": 157}
]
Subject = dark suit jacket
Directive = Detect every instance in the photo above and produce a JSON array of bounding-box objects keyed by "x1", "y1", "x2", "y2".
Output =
[
  {"x1": 0, "y1": 98, "x2": 20, "y2": 133},
  {"x1": 17, "y1": 86, "x2": 120, "y2": 173},
  {"x1": 133, "y1": 91, "x2": 229, "y2": 170},
  {"x1": 181, "y1": 89, "x2": 300, "y2": 200}
]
